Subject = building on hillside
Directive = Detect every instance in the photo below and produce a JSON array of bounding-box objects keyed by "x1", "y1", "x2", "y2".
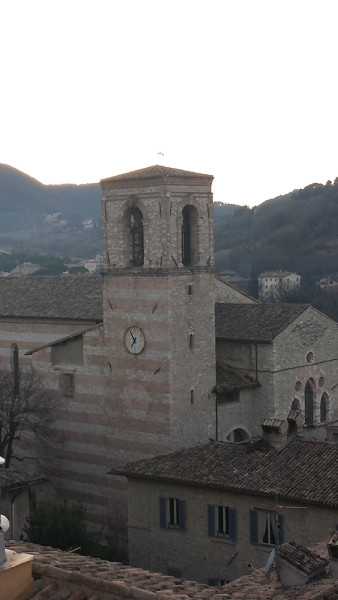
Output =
[
  {"x1": 114, "y1": 430, "x2": 338, "y2": 584},
  {"x1": 0, "y1": 166, "x2": 336, "y2": 552},
  {"x1": 258, "y1": 271, "x2": 301, "y2": 301}
]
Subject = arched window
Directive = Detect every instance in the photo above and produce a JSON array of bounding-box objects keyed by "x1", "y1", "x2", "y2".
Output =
[
  {"x1": 291, "y1": 398, "x2": 300, "y2": 411},
  {"x1": 305, "y1": 379, "x2": 315, "y2": 426},
  {"x1": 182, "y1": 205, "x2": 199, "y2": 266},
  {"x1": 320, "y1": 393, "x2": 328, "y2": 422},
  {"x1": 226, "y1": 428, "x2": 249, "y2": 443},
  {"x1": 130, "y1": 208, "x2": 144, "y2": 266}
]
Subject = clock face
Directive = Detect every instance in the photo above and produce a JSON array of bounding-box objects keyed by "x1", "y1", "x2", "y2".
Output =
[{"x1": 124, "y1": 326, "x2": 145, "y2": 354}]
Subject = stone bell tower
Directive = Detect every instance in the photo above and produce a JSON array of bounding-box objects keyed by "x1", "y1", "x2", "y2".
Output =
[{"x1": 100, "y1": 165, "x2": 216, "y2": 465}]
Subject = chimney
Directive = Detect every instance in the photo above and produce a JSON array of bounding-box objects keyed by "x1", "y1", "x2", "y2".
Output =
[{"x1": 261, "y1": 418, "x2": 288, "y2": 450}]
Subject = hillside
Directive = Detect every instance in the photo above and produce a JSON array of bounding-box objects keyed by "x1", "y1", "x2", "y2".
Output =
[
  {"x1": 0, "y1": 164, "x2": 101, "y2": 257},
  {"x1": 1, "y1": 164, "x2": 338, "y2": 283},
  {"x1": 214, "y1": 181, "x2": 338, "y2": 279}
]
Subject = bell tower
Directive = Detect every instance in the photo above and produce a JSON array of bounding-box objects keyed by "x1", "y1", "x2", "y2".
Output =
[{"x1": 100, "y1": 165, "x2": 216, "y2": 464}]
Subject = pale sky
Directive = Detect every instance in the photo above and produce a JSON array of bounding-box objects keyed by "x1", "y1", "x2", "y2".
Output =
[{"x1": 1, "y1": 0, "x2": 338, "y2": 206}]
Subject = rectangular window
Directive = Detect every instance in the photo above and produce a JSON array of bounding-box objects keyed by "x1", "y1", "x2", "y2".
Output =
[
  {"x1": 60, "y1": 372, "x2": 75, "y2": 397},
  {"x1": 250, "y1": 509, "x2": 284, "y2": 546},
  {"x1": 160, "y1": 497, "x2": 186, "y2": 531},
  {"x1": 208, "y1": 505, "x2": 236, "y2": 541},
  {"x1": 217, "y1": 391, "x2": 239, "y2": 404}
]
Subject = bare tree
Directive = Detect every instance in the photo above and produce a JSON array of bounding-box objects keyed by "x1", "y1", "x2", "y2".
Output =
[{"x1": 0, "y1": 366, "x2": 58, "y2": 468}]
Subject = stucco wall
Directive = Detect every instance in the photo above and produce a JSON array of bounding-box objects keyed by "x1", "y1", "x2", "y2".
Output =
[{"x1": 127, "y1": 478, "x2": 338, "y2": 584}]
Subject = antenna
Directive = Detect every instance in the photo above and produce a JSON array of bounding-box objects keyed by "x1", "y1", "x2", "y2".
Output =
[{"x1": 265, "y1": 548, "x2": 275, "y2": 579}]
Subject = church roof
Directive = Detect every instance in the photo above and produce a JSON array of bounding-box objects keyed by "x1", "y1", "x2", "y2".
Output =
[
  {"x1": 0, "y1": 276, "x2": 103, "y2": 322},
  {"x1": 215, "y1": 303, "x2": 310, "y2": 342},
  {"x1": 101, "y1": 164, "x2": 213, "y2": 183},
  {"x1": 112, "y1": 438, "x2": 338, "y2": 508}
]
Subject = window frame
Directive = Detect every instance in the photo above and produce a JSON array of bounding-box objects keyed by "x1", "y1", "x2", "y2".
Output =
[
  {"x1": 208, "y1": 504, "x2": 237, "y2": 541},
  {"x1": 160, "y1": 497, "x2": 186, "y2": 531},
  {"x1": 250, "y1": 509, "x2": 284, "y2": 546}
]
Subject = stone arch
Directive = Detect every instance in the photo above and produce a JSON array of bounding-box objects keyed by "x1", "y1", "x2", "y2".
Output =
[
  {"x1": 181, "y1": 204, "x2": 199, "y2": 266},
  {"x1": 291, "y1": 398, "x2": 300, "y2": 411},
  {"x1": 320, "y1": 393, "x2": 328, "y2": 422},
  {"x1": 224, "y1": 426, "x2": 250, "y2": 443},
  {"x1": 305, "y1": 378, "x2": 315, "y2": 426}
]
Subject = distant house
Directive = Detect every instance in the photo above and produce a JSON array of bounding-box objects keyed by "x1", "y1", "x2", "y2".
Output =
[
  {"x1": 114, "y1": 432, "x2": 338, "y2": 584},
  {"x1": 258, "y1": 271, "x2": 301, "y2": 300}
]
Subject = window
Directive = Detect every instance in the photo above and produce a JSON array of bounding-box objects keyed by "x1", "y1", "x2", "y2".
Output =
[
  {"x1": 217, "y1": 391, "x2": 239, "y2": 404},
  {"x1": 60, "y1": 372, "x2": 75, "y2": 397},
  {"x1": 320, "y1": 393, "x2": 328, "y2": 422},
  {"x1": 130, "y1": 208, "x2": 144, "y2": 266},
  {"x1": 208, "y1": 579, "x2": 228, "y2": 587},
  {"x1": 305, "y1": 379, "x2": 315, "y2": 426},
  {"x1": 160, "y1": 497, "x2": 186, "y2": 531},
  {"x1": 250, "y1": 509, "x2": 284, "y2": 546},
  {"x1": 182, "y1": 205, "x2": 199, "y2": 266},
  {"x1": 208, "y1": 505, "x2": 237, "y2": 541}
]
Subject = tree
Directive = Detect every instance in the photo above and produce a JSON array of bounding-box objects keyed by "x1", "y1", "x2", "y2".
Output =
[{"x1": 0, "y1": 362, "x2": 58, "y2": 468}]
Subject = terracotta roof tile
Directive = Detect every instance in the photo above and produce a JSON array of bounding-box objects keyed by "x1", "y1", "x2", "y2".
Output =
[
  {"x1": 112, "y1": 438, "x2": 338, "y2": 508},
  {"x1": 215, "y1": 303, "x2": 311, "y2": 342},
  {"x1": 4, "y1": 541, "x2": 332, "y2": 600},
  {"x1": 100, "y1": 165, "x2": 213, "y2": 184},
  {"x1": 0, "y1": 468, "x2": 45, "y2": 490}
]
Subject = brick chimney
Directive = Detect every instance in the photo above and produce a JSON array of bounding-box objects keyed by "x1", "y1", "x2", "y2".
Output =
[{"x1": 261, "y1": 418, "x2": 288, "y2": 450}]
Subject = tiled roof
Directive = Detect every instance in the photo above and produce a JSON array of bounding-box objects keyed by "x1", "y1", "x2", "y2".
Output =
[
  {"x1": 101, "y1": 165, "x2": 213, "y2": 183},
  {"x1": 0, "y1": 469, "x2": 45, "y2": 490},
  {"x1": 215, "y1": 303, "x2": 310, "y2": 342},
  {"x1": 278, "y1": 541, "x2": 327, "y2": 576},
  {"x1": 113, "y1": 438, "x2": 338, "y2": 508},
  {"x1": 6, "y1": 541, "x2": 338, "y2": 600},
  {"x1": 259, "y1": 271, "x2": 299, "y2": 278},
  {"x1": 215, "y1": 364, "x2": 259, "y2": 392},
  {"x1": 0, "y1": 276, "x2": 102, "y2": 321}
]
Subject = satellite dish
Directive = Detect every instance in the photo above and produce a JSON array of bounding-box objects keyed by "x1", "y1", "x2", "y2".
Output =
[
  {"x1": 0, "y1": 515, "x2": 10, "y2": 533},
  {"x1": 0, "y1": 457, "x2": 5, "y2": 466},
  {"x1": 265, "y1": 548, "x2": 275, "y2": 579}
]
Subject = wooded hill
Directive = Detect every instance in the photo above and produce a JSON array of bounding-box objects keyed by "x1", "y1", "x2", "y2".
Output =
[
  {"x1": 214, "y1": 180, "x2": 338, "y2": 280},
  {"x1": 0, "y1": 164, "x2": 101, "y2": 258},
  {"x1": 1, "y1": 164, "x2": 338, "y2": 284}
]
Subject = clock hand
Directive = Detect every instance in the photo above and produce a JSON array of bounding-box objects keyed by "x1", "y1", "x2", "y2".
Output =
[{"x1": 130, "y1": 331, "x2": 137, "y2": 344}]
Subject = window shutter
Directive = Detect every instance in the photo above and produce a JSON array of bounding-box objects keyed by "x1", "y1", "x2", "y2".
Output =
[
  {"x1": 229, "y1": 508, "x2": 237, "y2": 542},
  {"x1": 277, "y1": 514, "x2": 284, "y2": 545},
  {"x1": 178, "y1": 499, "x2": 186, "y2": 531},
  {"x1": 250, "y1": 509, "x2": 259, "y2": 545},
  {"x1": 160, "y1": 497, "x2": 166, "y2": 529},
  {"x1": 207, "y1": 504, "x2": 215, "y2": 537}
]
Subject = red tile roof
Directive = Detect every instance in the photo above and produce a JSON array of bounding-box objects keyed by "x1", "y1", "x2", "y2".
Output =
[{"x1": 112, "y1": 438, "x2": 338, "y2": 508}]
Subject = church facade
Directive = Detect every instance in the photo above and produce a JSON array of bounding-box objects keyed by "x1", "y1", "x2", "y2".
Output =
[{"x1": 0, "y1": 166, "x2": 337, "y2": 552}]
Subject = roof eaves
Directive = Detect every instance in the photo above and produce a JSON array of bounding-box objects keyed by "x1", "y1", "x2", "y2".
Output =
[{"x1": 25, "y1": 323, "x2": 103, "y2": 355}]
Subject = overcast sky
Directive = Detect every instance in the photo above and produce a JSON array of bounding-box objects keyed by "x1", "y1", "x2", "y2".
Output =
[{"x1": 1, "y1": 0, "x2": 337, "y2": 206}]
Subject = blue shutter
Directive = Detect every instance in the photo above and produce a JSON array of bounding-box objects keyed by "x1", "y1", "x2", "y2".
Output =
[
  {"x1": 277, "y1": 514, "x2": 284, "y2": 545},
  {"x1": 207, "y1": 504, "x2": 215, "y2": 537},
  {"x1": 178, "y1": 500, "x2": 186, "y2": 531},
  {"x1": 160, "y1": 497, "x2": 167, "y2": 529},
  {"x1": 250, "y1": 509, "x2": 259, "y2": 545},
  {"x1": 229, "y1": 508, "x2": 237, "y2": 542}
]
